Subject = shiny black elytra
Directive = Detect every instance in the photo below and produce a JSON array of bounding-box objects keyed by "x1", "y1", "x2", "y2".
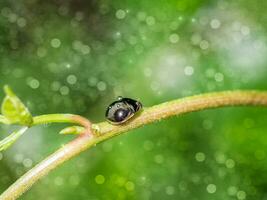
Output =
[{"x1": 105, "y1": 97, "x2": 142, "y2": 125}]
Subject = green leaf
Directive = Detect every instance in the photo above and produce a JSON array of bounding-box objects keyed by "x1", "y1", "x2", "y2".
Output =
[
  {"x1": 1, "y1": 85, "x2": 33, "y2": 126},
  {"x1": 0, "y1": 127, "x2": 28, "y2": 152},
  {"x1": 0, "y1": 115, "x2": 10, "y2": 124},
  {"x1": 59, "y1": 126, "x2": 85, "y2": 135}
]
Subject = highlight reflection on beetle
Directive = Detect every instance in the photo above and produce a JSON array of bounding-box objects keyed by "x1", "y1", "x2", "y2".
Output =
[{"x1": 105, "y1": 97, "x2": 142, "y2": 124}]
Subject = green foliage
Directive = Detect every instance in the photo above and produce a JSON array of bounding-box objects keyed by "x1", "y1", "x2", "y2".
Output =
[
  {"x1": 0, "y1": 86, "x2": 33, "y2": 152},
  {"x1": 1, "y1": 85, "x2": 33, "y2": 126}
]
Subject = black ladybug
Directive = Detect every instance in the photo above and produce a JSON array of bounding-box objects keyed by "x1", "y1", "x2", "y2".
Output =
[{"x1": 105, "y1": 97, "x2": 142, "y2": 124}]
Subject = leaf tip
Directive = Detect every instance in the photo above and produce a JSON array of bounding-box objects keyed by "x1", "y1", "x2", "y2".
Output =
[{"x1": 3, "y1": 85, "x2": 14, "y2": 96}]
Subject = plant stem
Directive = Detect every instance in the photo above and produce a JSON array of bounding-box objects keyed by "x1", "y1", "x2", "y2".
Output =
[
  {"x1": 33, "y1": 114, "x2": 92, "y2": 134},
  {"x1": 33, "y1": 114, "x2": 89, "y2": 127},
  {"x1": 1, "y1": 90, "x2": 267, "y2": 200},
  {"x1": 32, "y1": 114, "x2": 77, "y2": 125}
]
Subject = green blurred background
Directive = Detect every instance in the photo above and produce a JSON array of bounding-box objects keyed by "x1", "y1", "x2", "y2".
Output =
[{"x1": 1, "y1": 0, "x2": 267, "y2": 199}]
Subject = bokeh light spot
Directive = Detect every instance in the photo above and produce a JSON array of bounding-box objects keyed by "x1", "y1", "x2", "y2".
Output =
[
  {"x1": 23, "y1": 158, "x2": 33, "y2": 168},
  {"x1": 195, "y1": 152, "x2": 206, "y2": 162},
  {"x1": 210, "y1": 19, "x2": 221, "y2": 29},
  {"x1": 146, "y1": 16, "x2": 155, "y2": 26},
  {"x1": 169, "y1": 33, "x2": 179, "y2": 43},
  {"x1": 60, "y1": 86, "x2": 69, "y2": 95},
  {"x1": 225, "y1": 159, "x2": 235, "y2": 168},
  {"x1": 207, "y1": 184, "x2": 216, "y2": 193},
  {"x1": 51, "y1": 38, "x2": 61, "y2": 48},
  {"x1": 95, "y1": 175, "x2": 105, "y2": 184},
  {"x1": 97, "y1": 81, "x2": 107, "y2": 91},
  {"x1": 184, "y1": 66, "x2": 194, "y2": 76},
  {"x1": 67, "y1": 75, "x2": 77, "y2": 85},
  {"x1": 214, "y1": 73, "x2": 224, "y2": 82},
  {"x1": 54, "y1": 176, "x2": 64, "y2": 186},
  {"x1": 17, "y1": 17, "x2": 26, "y2": 27},
  {"x1": 154, "y1": 154, "x2": 164, "y2": 164},
  {"x1": 228, "y1": 186, "x2": 237, "y2": 196},
  {"x1": 237, "y1": 191, "x2": 246, "y2": 200},
  {"x1": 199, "y1": 40, "x2": 209, "y2": 50},
  {"x1": 116, "y1": 9, "x2": 126, "y2": 19},
  {"x1": 27, "y1": 78, "x2": 40, "y2": 89},
  {"x1": 125, "y1": 181, "x2": 135, "y2": 191},
  {"x1": 166, "y1": 186, "x2": 175, "y2": 195}
]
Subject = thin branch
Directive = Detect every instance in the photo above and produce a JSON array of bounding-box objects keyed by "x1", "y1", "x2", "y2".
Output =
[
  {"x1": 33, "y1": 114, "x2": 92, "y2": 134},
  {"x1": 33, "y1": 114, "x2": 88, "y2": 127},
  {"x1": 1, "y1": 90, "x2": 267, "y2": 200}
]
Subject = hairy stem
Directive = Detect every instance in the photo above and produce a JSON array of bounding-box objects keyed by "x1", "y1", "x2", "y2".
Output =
[
  {"x1": 33, "y1": 114, "x2": 90, "y2": 128},
  {"x1": 33, "y1": 114, "x2": 92, "y2": 134},
  {"x1": 1, "y1": 90, "x2": 267, "y2": 200}
]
